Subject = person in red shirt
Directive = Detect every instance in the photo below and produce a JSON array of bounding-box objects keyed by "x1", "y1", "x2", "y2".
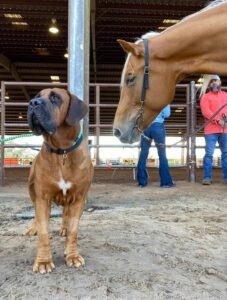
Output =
[{"x1": 200, "y1": 75, "x2": 227, "y2": 185}]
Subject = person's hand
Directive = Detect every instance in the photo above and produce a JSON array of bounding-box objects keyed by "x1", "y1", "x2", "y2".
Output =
[{"x1": 217, "y1": 119, "x2": 226, "y2": 128}]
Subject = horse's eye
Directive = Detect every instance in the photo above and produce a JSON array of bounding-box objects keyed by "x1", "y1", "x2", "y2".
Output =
[{"x1": 126, "y1": 75, "x2": 136, "y2": 86}]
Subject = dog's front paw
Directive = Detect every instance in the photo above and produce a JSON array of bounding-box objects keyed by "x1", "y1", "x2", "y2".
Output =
[
  {"x1": 65, "y1": 253, "x2": 85, "y2": 268},
  {"x1": 33, "y1": 259, "x2": 55, "y2": 274}
]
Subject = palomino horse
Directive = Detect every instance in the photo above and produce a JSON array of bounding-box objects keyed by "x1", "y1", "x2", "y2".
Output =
[{"x1": 113, "y1": 0, "x2": 227, "y2": 144}]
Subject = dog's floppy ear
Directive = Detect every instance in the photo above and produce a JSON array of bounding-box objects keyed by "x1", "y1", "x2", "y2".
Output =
[{"x1": 65, "y1": 93, "x2": 88, "y2": 126}]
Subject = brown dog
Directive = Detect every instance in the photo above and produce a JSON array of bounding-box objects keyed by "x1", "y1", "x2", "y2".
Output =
[{"x1": 25, "y1": 88, "x2": 93, "y2": 274}]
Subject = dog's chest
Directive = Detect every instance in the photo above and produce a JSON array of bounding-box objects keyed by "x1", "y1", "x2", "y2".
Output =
[{"x1": 57, "y1": 178, "x2": 72, "y2": 196}]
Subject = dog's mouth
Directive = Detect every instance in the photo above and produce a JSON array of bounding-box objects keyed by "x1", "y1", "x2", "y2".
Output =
[
  {"x1": 27, "y1": 110, "x2": 46, "y2": 136},
  {"x1": 30, "y1": 113, "x2": 46, "y2": 136},
  {"x1": 27, "y1": 108, "x2": 56, "y2": 136}
]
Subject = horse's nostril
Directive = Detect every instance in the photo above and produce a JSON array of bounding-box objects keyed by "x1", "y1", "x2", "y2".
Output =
[{"x1": 113, "y1": 128, "x2": 122, "y2": 138}]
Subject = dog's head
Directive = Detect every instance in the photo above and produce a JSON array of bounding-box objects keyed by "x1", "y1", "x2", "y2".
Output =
[{"x1": 27, "y1": 88, "x2": 88, "y2": 136}]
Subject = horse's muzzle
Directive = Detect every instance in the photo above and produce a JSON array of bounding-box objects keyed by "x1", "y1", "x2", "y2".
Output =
[
  {"x1": 113, "y1": 125, "x2": 140, "y2": 144},
  {"x1": 113, "y1": 128, "x2": 122, "y2": 138}
]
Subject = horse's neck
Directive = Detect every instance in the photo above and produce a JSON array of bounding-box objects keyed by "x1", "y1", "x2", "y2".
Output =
[{"x1": 153, "y1": 3, "x2": 227, "y2": 76}]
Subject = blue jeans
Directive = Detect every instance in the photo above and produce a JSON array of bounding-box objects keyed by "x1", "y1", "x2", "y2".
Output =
[
  {"x1": 137, "y1": 122, "x2": 173, "y2": 187},
  {"x1": 203, "y1": 133, "x2": 227, "y2": 180}
]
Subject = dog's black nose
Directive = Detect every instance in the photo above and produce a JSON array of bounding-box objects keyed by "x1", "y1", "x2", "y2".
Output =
[
  {"x1": 30, "y1": 98, "x2": 42, "y2": 107},
  {"x1": 113, "y1": 128, "x2": 122, "y2": 138}
]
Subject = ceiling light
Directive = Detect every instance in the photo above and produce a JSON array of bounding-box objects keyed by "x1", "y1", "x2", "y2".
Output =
[
  {"x1": 5, "y1": 95, "x2": 10, "y2": 100},
  {"x1": 178, "y1": 131, "x2": 182, "y2": 134},
  {"x1": 49, "y1": 18, "x2": 59, "y2": 34},
  {"x1": 175, "y1": 109, "x2": 182, "y2": 113},
  {"x1": 50, "y1": 75, "x2": 60, "y2": 81},
  {"x1": 163, "y1": 19, "x2": 180, "y2": 24},
  {"x1": 4, "y1": 13, "x2": 22, "y2": 19},
  {"x1": 64, "y1": 48, "x2": 68, "y2": 58},
  {"x1": 12, "y1": 21, "x2": 28, "y2": 26},
  {"x1": 197, "y1": 77, "x2": 204, "y2": 83},
  {"x1": 18, "y1": 113, "x2": 23, "y2": 119},
  {"x1": 158, "y1": 26, "x2": 167, "y2": 30}
]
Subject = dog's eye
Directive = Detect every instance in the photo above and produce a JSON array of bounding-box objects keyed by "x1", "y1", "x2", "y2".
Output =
[
  {"x1": 126, "y1": 74, "x2": 136, "y2": 86},
  {"x1": 50, "y1": 93, "x2": 59, "y2": 104}
]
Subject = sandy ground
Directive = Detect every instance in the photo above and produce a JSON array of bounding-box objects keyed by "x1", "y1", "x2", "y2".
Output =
[{"x1": 0, "y1": 181, "x2": 227, "y2": 300}]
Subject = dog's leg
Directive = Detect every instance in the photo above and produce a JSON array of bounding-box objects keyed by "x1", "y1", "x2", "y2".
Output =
[
  {"x1": 24, "y1": 201, "x2": 51, "y2": 236},
  {"x1": 33, "y1": 197, "x2": 55, "y2": 274},
  {"x1": 59, "y1": 206, "x2": 68, "y2": 237},
  {"x1": 24, "y1": 182, "x2": 38, "y2": 236},
  {"x1": 65, "y1": 196, "x2": 85, "y2": 268}
]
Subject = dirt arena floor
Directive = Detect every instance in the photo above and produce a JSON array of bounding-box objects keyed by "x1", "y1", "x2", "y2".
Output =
[{"x1": 0, "y1": 180, "x2": 227, "y2": 299}]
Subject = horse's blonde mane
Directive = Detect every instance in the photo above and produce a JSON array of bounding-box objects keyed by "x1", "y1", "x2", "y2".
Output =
[{"x1": 206, "y1": 0, "x2": 227, "y2": 8}]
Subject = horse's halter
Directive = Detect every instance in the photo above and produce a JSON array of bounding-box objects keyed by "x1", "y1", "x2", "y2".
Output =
[{"x1": 134, "y1": 39, "x2": 150, "y2": 133}]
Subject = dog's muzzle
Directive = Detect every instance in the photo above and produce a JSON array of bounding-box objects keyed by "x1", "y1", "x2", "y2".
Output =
[{"x1": 27, "y1": 97, "x2": 56, "y2": 136}]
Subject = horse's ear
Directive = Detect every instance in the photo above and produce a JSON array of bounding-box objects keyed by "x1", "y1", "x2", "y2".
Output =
[
  {"x1": 117, "y1": 39, "x2": 143, "y2": 57},
  {"x1": 65, "y1": 93, "x2": 88, "y2": 126}
]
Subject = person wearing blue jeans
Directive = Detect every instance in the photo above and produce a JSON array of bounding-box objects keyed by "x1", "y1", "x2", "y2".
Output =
[
  {"x1": 203, "y1": 134, "x2": 227, "y2": 183},
  {"x1": 200, "y1": 75, "x2": 227, "y2": 185},
  {"x1": 137, "y1": 105, "x2": 174, "y2": 188}
]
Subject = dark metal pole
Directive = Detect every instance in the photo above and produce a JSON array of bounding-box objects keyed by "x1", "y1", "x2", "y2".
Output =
[
  {"x1": 95, "y1": 85, "x2": 100, "y2": 166},
  {"x1": 190, "y1": 81, "x2": 197, "y2": 183},
  {"x1": 68, "y1": 0, "x2": 90, "y2": 138},
  {"x1": 186, "y1": 84, "x2": 190, "y2": 181},
  {"x1": 0, "y1": 82, "x2": 5, "y2": 186}
]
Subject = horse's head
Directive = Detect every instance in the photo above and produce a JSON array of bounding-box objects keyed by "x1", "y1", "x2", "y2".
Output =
[{"x1": 113, "y1": 34, "x2": 176, "y2": 144}]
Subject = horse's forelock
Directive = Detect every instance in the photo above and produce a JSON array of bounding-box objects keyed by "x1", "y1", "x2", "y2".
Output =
[{"x1": 141, "y1": 31, "x2": 159, "y2": 39}]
